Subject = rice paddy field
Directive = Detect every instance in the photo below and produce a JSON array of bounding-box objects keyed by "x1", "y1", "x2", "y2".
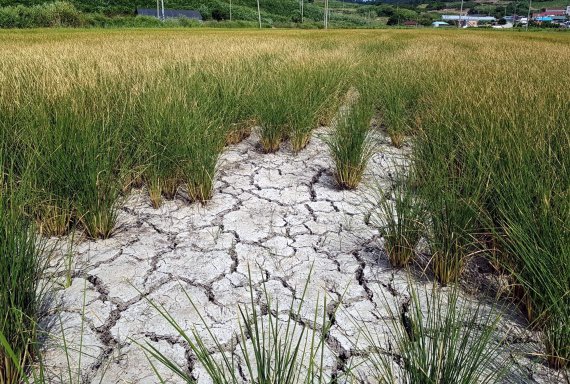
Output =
[{"x1": 0, "y1": 28, "x2": 569, "y2": 383}]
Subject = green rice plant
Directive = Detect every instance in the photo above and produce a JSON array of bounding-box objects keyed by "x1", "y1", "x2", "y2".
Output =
[
  {"x1": 141, "y1": 266, "x2": 335, "y2": 383},
  {"x1": 0, "y1": 281, "x2": 99, "y2": 384},
  {"x1": 375, "y1": 72, "x2": 426, "y2": 149},
  {"x1": 137, "y1": 66, "x2": 226, "y2": 205},
  {"x1": 139, "y1": 94, "x2": 187, "y2": 206},
  {"x1": 423, "y1": 188, "x2": 481, "y2": 286},
  {"x1": 495, "y1": 174, "x2": 569, "y2": 369},
  {"x1": 411, "y1": 97, "x2": 491, "y2": 285},
  {"x1": 0, "y1": 156, "x2": 46, "y2": 384},
  {"x1": 201, "y1": 64, "x2": 256, "y2": 147},
  {"x1": 370, "y1": 172, "x2": 425, "y2": 268},
  {"x1": 256, "y1": 77, "x2": 289, "y2": 153},
  {"x1": 287, "y1": 65, "x2": 346, "y2": 153},
  {"x1": 359, "y1": 280, "x2": 508, "y2": 384},
  {"x1": 325, "y1": 95, "x2": 375, "y2": 190},
  {"x1": 184, "y1": 121, "x2": 225, "y2": 203},
  {"x1": 17, "y1": 90, "x2": 122, "y2": 239}
]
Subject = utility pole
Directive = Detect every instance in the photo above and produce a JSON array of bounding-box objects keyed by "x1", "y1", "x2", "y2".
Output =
[
  {"x1": 161, "y1": 0, "x2": 165, "y2": 20},
  {"x1": 324, "y1": 0, "x2": 329, "y2": 29},
  {"x1": 157, "y1": 0, "x2": 160, "y2": 19},
  {"x1": 257, "y1": 0, "x2": 262, "y2": 28},
  {"x1": 300, "y1": 0, "x2": 304, "y2": 23},
  {"x1": 458, "y1": 0, "x2": 464, "y2": 28},
  {"x1": 526, "y1": 0, "x2": 532, "y2": 30},
  {"x1": 512, "y1": 1, "x2": 517, "y2": 26},
  {"x1": 397, "y1": 5, "x2": 400, "y2": 26}
]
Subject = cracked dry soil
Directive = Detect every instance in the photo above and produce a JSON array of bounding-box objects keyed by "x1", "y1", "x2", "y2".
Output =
[{"x1": 41, "y1": 129, "x2": 565, "y2": 384}]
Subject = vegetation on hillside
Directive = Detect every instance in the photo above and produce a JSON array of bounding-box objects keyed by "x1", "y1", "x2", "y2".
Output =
[{"x1": 0, "y1": 0, "x2": 375, "y2": 28}]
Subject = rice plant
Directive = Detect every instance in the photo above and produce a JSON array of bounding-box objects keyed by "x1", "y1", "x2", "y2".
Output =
[
  {"x1": 374, "y1": 68, "x2": 426, "y2": 148},
  {"x1": 141, "y1": 266, "x2": 335, "y2": 383},
  {"x1": 359, "y1": 280, "x2": 509, "y2": 384},
  {"x1": 496, "y1": 179, "x2": 569, "y2": 369},
  {"x1": 184, "y1": 122, "x2": 225, "y2": 203},
  {"x1": 287, "y1": 66, "x2": 346, "y2": 153},
  {"x1": 15, "y1": 90, "x2": 122, "y2": 239},
  {"x1": 204, "y1": 66, "x2": 256, "y2": 147},
  {"x1": 256, "y1": 77, "x2": 289, "y2": 154},
  {"x1": 0, "y1": 282, "x2": 98, "y2": 384},
  {"x1": 1, "y1": 28, "x2": 568, "y2": 376},
  {"x1": 325, "y1": 95, "x2": 375, "y2": 189},
  {"x1": 0, "y1": 156, "x2": 46, "y2": 384},
  {"x1": 370, "y1": 172, "x2": 424, "y2": 268}
]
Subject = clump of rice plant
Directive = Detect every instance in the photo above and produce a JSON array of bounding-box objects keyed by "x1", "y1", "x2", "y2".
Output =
[
  {"x1": 25, "y1": 95, "x2": 122, "y2": 239},
  {"x1": 370, "y1": 172, "x2": 424, "y2": 268},
  {"x1": 142, "y1": 266, "x2": 335, "y2": 383},
  {"x1": 185, "y1": 123, "x2": 225, "y2": 203},
  {"x1": 497, "y1": 185, "x2": 569, "y2": 369},
  {"x1": 288, "y1": 66, "x2": 346, "y2": 153},
  {"x1": 255, "y1": 75, "x2": 286, "y2": 153},
  {"x1": 139, "y1": 92, "x2": 187, "y2": 207},
  {"x1": 325, "y1": 95, "x2": 375, "y2": 190},
  {"x1": 360, "y1": 280, "x2": 509, "y2": 384},
  {"x1": 225, "y1": 121, "x2": 253, "y2": 146},
  {"x1": 0, "y1": 158, "x2": 46, "y2": 384},
  {"x1": 34, "y1": 199, "x2": 73, "y2": 237},
  {"x1": 137, "y1": 67, "x2": 226, "y2": 205},
  {"x1": 204, "y1": 69, "x2": 256, "y2": 147},
  {"x1": 257, "y1": 95, "x2": 287, "y2": 154},
  {"x1": 425, "y1": 192, "x2": 478, "y2": 286},
  {"x1": 378, "y1": 82, "x2": 420, "y2": 149}
]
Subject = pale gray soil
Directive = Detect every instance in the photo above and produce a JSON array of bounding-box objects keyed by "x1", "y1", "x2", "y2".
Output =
[{"x1": 41, "y1": 129, "x2": 566, "y2": 383}]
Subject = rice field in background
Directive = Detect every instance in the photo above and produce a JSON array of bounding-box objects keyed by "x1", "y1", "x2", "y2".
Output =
[{"x1": 0, "y1": 28, "x2": 568, "y2": 381}]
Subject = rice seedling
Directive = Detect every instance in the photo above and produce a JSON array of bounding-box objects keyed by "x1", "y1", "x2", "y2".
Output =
[
  {"x1": 358, "y1": 279, "x2": 509, "y2": 384},
  {"x1": 370, "y1": 172, "x2": 424, "y2": 268},
  {"x1": 140, "y1": 266, "x2": 336, "y2": 383},
  {"x1": 325, "y1": 95, "x2": 375, "y2": 189}
]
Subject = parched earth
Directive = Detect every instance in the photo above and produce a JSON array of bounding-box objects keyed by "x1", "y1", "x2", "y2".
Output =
[{"x1": 42, "y1": 129, "x2": 566, "y2": 383}]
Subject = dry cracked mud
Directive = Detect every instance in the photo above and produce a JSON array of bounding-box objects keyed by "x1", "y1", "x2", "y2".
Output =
[{"x1": 41, "y1": 129, "x2": 566, "y2": 384}]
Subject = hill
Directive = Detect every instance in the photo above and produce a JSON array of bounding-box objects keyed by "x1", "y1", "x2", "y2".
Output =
[{"x1": 0, "y1": 0, "x2": 370, "y2": 25}]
